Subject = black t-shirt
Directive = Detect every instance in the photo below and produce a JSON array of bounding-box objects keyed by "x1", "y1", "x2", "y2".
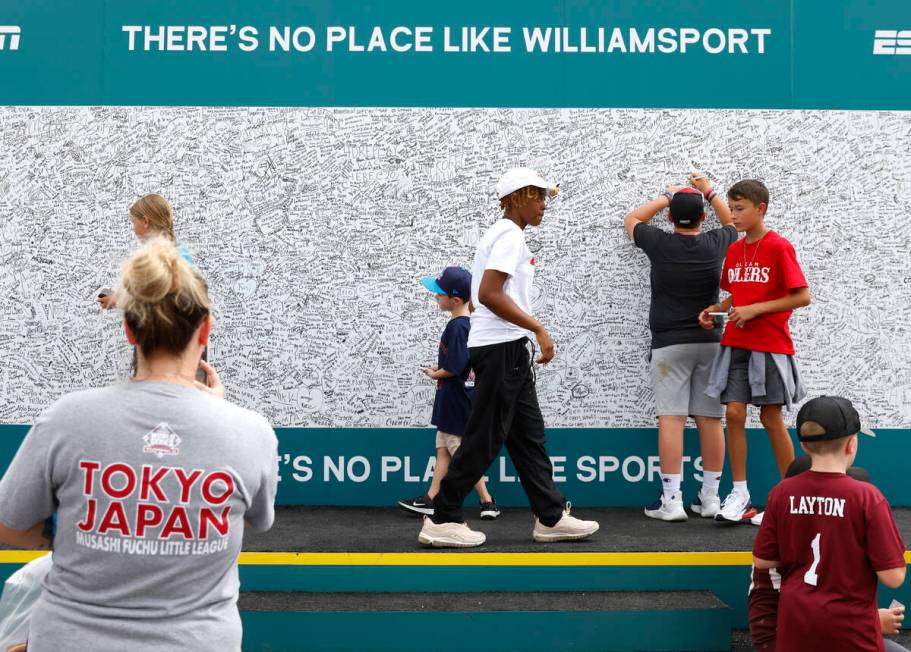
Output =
[
  {"x1": 634, "y1": 223, "x2": 738, "y2": 350},
  {"x1": 431, "y1": 316, "x2": 475, "y2": 435}
]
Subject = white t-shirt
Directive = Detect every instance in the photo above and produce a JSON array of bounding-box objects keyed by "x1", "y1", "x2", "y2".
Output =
[{"x1": 468, "y1": 219, "x2": 536, "y2": 347}]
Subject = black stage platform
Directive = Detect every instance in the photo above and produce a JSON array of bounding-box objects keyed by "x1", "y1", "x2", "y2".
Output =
[{"x1": 244, "y1": 506, "x2": 911, "y2": 553}]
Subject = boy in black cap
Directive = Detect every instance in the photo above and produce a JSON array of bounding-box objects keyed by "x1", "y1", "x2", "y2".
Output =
[
  {"x1": 749, "y1": 456, "x2": 908, "y2": 651},
  {"x1": 624, "y1": 173, "x2": 736, "y2": 521},
  {"x1": 398, "y1": 266, "x2": 499, "y2": 520},
  {"x1": 753, "y1": 395, "x2": 906, "y2": 652}
]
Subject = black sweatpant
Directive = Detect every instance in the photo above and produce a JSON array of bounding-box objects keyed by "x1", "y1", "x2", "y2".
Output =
[{"x1": 432, "y1": 337, "x2": 565, "y2": 525}]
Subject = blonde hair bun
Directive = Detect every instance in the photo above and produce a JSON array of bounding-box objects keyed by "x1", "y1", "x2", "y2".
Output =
[
  {"x1": 120, "y1": 237, "x2": 180, "y2": 306},
  {"x1": 119, "y1": 237, "x2": 209, "y2": 354}
]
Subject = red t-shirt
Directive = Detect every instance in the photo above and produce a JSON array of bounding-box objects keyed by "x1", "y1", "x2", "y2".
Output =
[
  {"x1": 720, "y1": 230, "x2": 808, "y2": 354},
  {"x1": 753, "y1": 471, "x2": 906, "y2": 652}
]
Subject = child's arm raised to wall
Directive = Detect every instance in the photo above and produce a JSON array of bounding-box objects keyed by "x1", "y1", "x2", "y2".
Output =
[
  {"x1": 623, "y1": 185, "x2": 689, "y2": 240},
  {"x1": 689, "y1": 172, "x2": 733, "y2": 227},
  {"x1": 623, "y1": 195, "x2": 672, "y2": 240}
]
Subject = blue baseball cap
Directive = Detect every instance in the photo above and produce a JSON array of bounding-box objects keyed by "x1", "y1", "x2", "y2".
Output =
[{"x1": 421, "y1": 266, "x2": 472, "y2": 301}]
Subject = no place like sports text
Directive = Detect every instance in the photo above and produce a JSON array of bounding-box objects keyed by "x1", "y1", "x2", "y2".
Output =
[{"x1": 278, "y1": 453, "x2": 713, "y2": 484}]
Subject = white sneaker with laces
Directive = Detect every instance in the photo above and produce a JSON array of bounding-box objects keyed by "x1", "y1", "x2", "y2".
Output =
[
  {"x1": 418, "y1": 517, "x2": 486, "y2": 548},
  {"x1": 644, "y1": 493, "x2": 688, "y2": 522},
  {"x1": 690, "y1": 492, "x2": 721, "y2": 519},
  {"x1": 714, "y1": 490, "x2": 756, "y2": 525},
  {"x1": 533, "y1": 503, "x2": 599, "y2": 542}
]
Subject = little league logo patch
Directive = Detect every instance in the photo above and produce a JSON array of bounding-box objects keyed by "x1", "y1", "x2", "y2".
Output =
[{"x1": 142, "y1": 422, "x2": 182, "y2": 458}]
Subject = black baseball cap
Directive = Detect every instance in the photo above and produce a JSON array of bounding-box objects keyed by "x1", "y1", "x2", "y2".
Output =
[
  {"x1": 669, "y1": 188, "x2": 705, "y2": 227},
  {"x1": 421, "y1": 266, "x2": 471, "y2": 301},
  {"x1": 796, "y1": 396, "x2": 876, "y2": 442}
]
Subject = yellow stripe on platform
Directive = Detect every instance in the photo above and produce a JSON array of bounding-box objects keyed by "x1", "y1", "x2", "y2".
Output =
[
  {"x1": 236, "y1": 551, "x2": 755, "y2": 566},
  {"x1": 0, "y1": 551, "x2": 50, "y2": 563},
  {"x1": 3, "y1": 550, "x2": 910, "y2": 567}
]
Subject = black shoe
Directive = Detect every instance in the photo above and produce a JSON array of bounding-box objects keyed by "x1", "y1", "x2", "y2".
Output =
[
  {"x1": 480, "y1": 498, "x2": 500, "y2": 520},
  {"x1": 398, "y1": 494, "x2": 434, "y2": 516}
]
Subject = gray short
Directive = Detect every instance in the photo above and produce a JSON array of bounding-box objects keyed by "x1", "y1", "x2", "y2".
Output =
[
  {"x1": 650, "y1": 343, "x2": 725, "y2": 418},
  {"x1": 720, "y1": 347, "x2": 786, "y2": 406}
]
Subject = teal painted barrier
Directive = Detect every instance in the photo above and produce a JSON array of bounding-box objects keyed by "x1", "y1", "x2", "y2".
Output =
[
  {"x1": 0, "y1": 560, "x2": 906, "y2": 630},
  {"x1": 236, "y1": 563, "x2": 910, "y2": 631},
  {"x1": 1, "y1": 425, "x2": 909, "y2": 506},
  {"x1": 0, "y1": 0, "x2": 909, "y2": 109},
  {"x1": 239, "y1": 609, "x2": 732, "y2": 652},
  {"x1": 231, "y1": 563, "x2": 755, "y2": 629}
]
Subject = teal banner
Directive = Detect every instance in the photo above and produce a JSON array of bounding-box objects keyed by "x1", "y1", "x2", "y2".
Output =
[
  {"x1": 2, "y1": 425, "x2": 909, "y2": 507},
  {"x1": 0, "y1": 0, "x2": 909, "y2": 109}
]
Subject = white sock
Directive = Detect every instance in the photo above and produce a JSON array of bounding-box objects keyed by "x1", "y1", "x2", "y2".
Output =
[
  {"x1": 660, "y1": 473, "x2": 681, "y2": 501},
  {"x1": 701, "y1": 472, "x2": 722, "y2": 498},
  {"x1": 732, "y1": 480, "x2": 749, "y2": 498}
]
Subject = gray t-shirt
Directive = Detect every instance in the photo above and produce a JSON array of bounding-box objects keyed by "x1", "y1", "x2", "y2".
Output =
[{"x1": 0, "y1": 381, "x2": 278, "y2": 652}]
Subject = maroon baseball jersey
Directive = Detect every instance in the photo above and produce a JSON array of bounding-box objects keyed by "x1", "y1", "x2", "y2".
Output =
[{"x1": 754, "y1": 471, "x2": 906, "y2": 652}]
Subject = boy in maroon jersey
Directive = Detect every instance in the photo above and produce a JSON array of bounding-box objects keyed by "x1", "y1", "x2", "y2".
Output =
[
  {"x1": 749, "y1": 456, "x2": 907, "y2": 651},
  {"x1": 753, "y1": 395, "x2": 906, "y2": 652},
  {"x1": 699, "y1": 179, "x2": 811, "y2": 525}
]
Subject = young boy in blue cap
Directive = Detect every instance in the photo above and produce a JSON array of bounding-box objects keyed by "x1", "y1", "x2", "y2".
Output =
[{"x1": 398, "y1": 266, "x2": 499, "y2": 520}]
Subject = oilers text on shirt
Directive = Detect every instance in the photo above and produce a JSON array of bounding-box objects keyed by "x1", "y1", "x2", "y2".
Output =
[{"x1": 727, "y1": 262, "x2": 771, "y2": 284}]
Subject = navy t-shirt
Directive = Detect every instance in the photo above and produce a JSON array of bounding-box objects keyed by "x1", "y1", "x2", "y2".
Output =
[
  {"x1": 431, "y1": 316, "x2": 475, "y2": 436},
  {"x1": 634, "y1": 223, "x2": 737, "y2": 350}
]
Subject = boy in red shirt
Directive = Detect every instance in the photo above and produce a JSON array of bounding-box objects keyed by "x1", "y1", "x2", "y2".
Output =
[
  {"x1": 699, "y1": 179, "x2": 811, "y2": 524},
  {"x1": 753, "y1": 396, "x2": 907, "y2": 652}
]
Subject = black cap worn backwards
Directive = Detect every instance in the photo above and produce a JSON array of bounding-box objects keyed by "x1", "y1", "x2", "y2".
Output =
[
  {"x1": 669, "y1": 189, "x2": 705, "y2": 227},
  {"x1": 796, "y1": 395, "x2": 876, "y2": 442}
]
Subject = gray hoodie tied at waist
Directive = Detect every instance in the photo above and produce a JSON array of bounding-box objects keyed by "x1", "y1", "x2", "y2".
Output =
[{"x1": 705, "y1": 347, "x2": 806, "y2": 409}]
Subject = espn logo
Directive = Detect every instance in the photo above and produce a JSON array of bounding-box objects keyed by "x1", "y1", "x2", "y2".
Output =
[
  {"x1": 873, "y1": 30, "x2": 911, "y2": 55},
  {"x1": 0, "y1": 26, "x2": 20, "y2": 51}
]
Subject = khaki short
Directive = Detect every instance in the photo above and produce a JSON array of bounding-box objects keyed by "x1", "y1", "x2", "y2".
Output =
[{"x1": 435, "y1": 431, "x2": 462, "y2": 456}]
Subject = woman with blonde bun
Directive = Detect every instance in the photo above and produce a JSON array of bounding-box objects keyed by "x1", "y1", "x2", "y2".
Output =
[{"x1": 0, "y1": 238, "x2": 277, "y2": 652}]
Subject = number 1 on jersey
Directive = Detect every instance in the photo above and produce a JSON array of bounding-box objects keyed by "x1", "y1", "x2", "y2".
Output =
[{"x1": 804, "y1": 533, "x2": 821, "y2": 586}]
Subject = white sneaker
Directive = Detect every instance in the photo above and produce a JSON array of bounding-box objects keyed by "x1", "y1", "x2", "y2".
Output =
[
  {"x1": 644, "y1": 494, "x2": 687, "y2": 522},
  {"x1": 533, "y1": 504, "x2": 599, "y2": 542},
  {"x1": 750, "y1": 510, "x2": 764, "y2": 526},
  {"x1": 690, "y1": 493, "x2": 721, "y2": 519},
  {"x1": 418, "y1": 517, "x2": 486, "y2": 548},
  {"x1": 714, "y1": 491, "x2": 757, "y2": 525}
]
